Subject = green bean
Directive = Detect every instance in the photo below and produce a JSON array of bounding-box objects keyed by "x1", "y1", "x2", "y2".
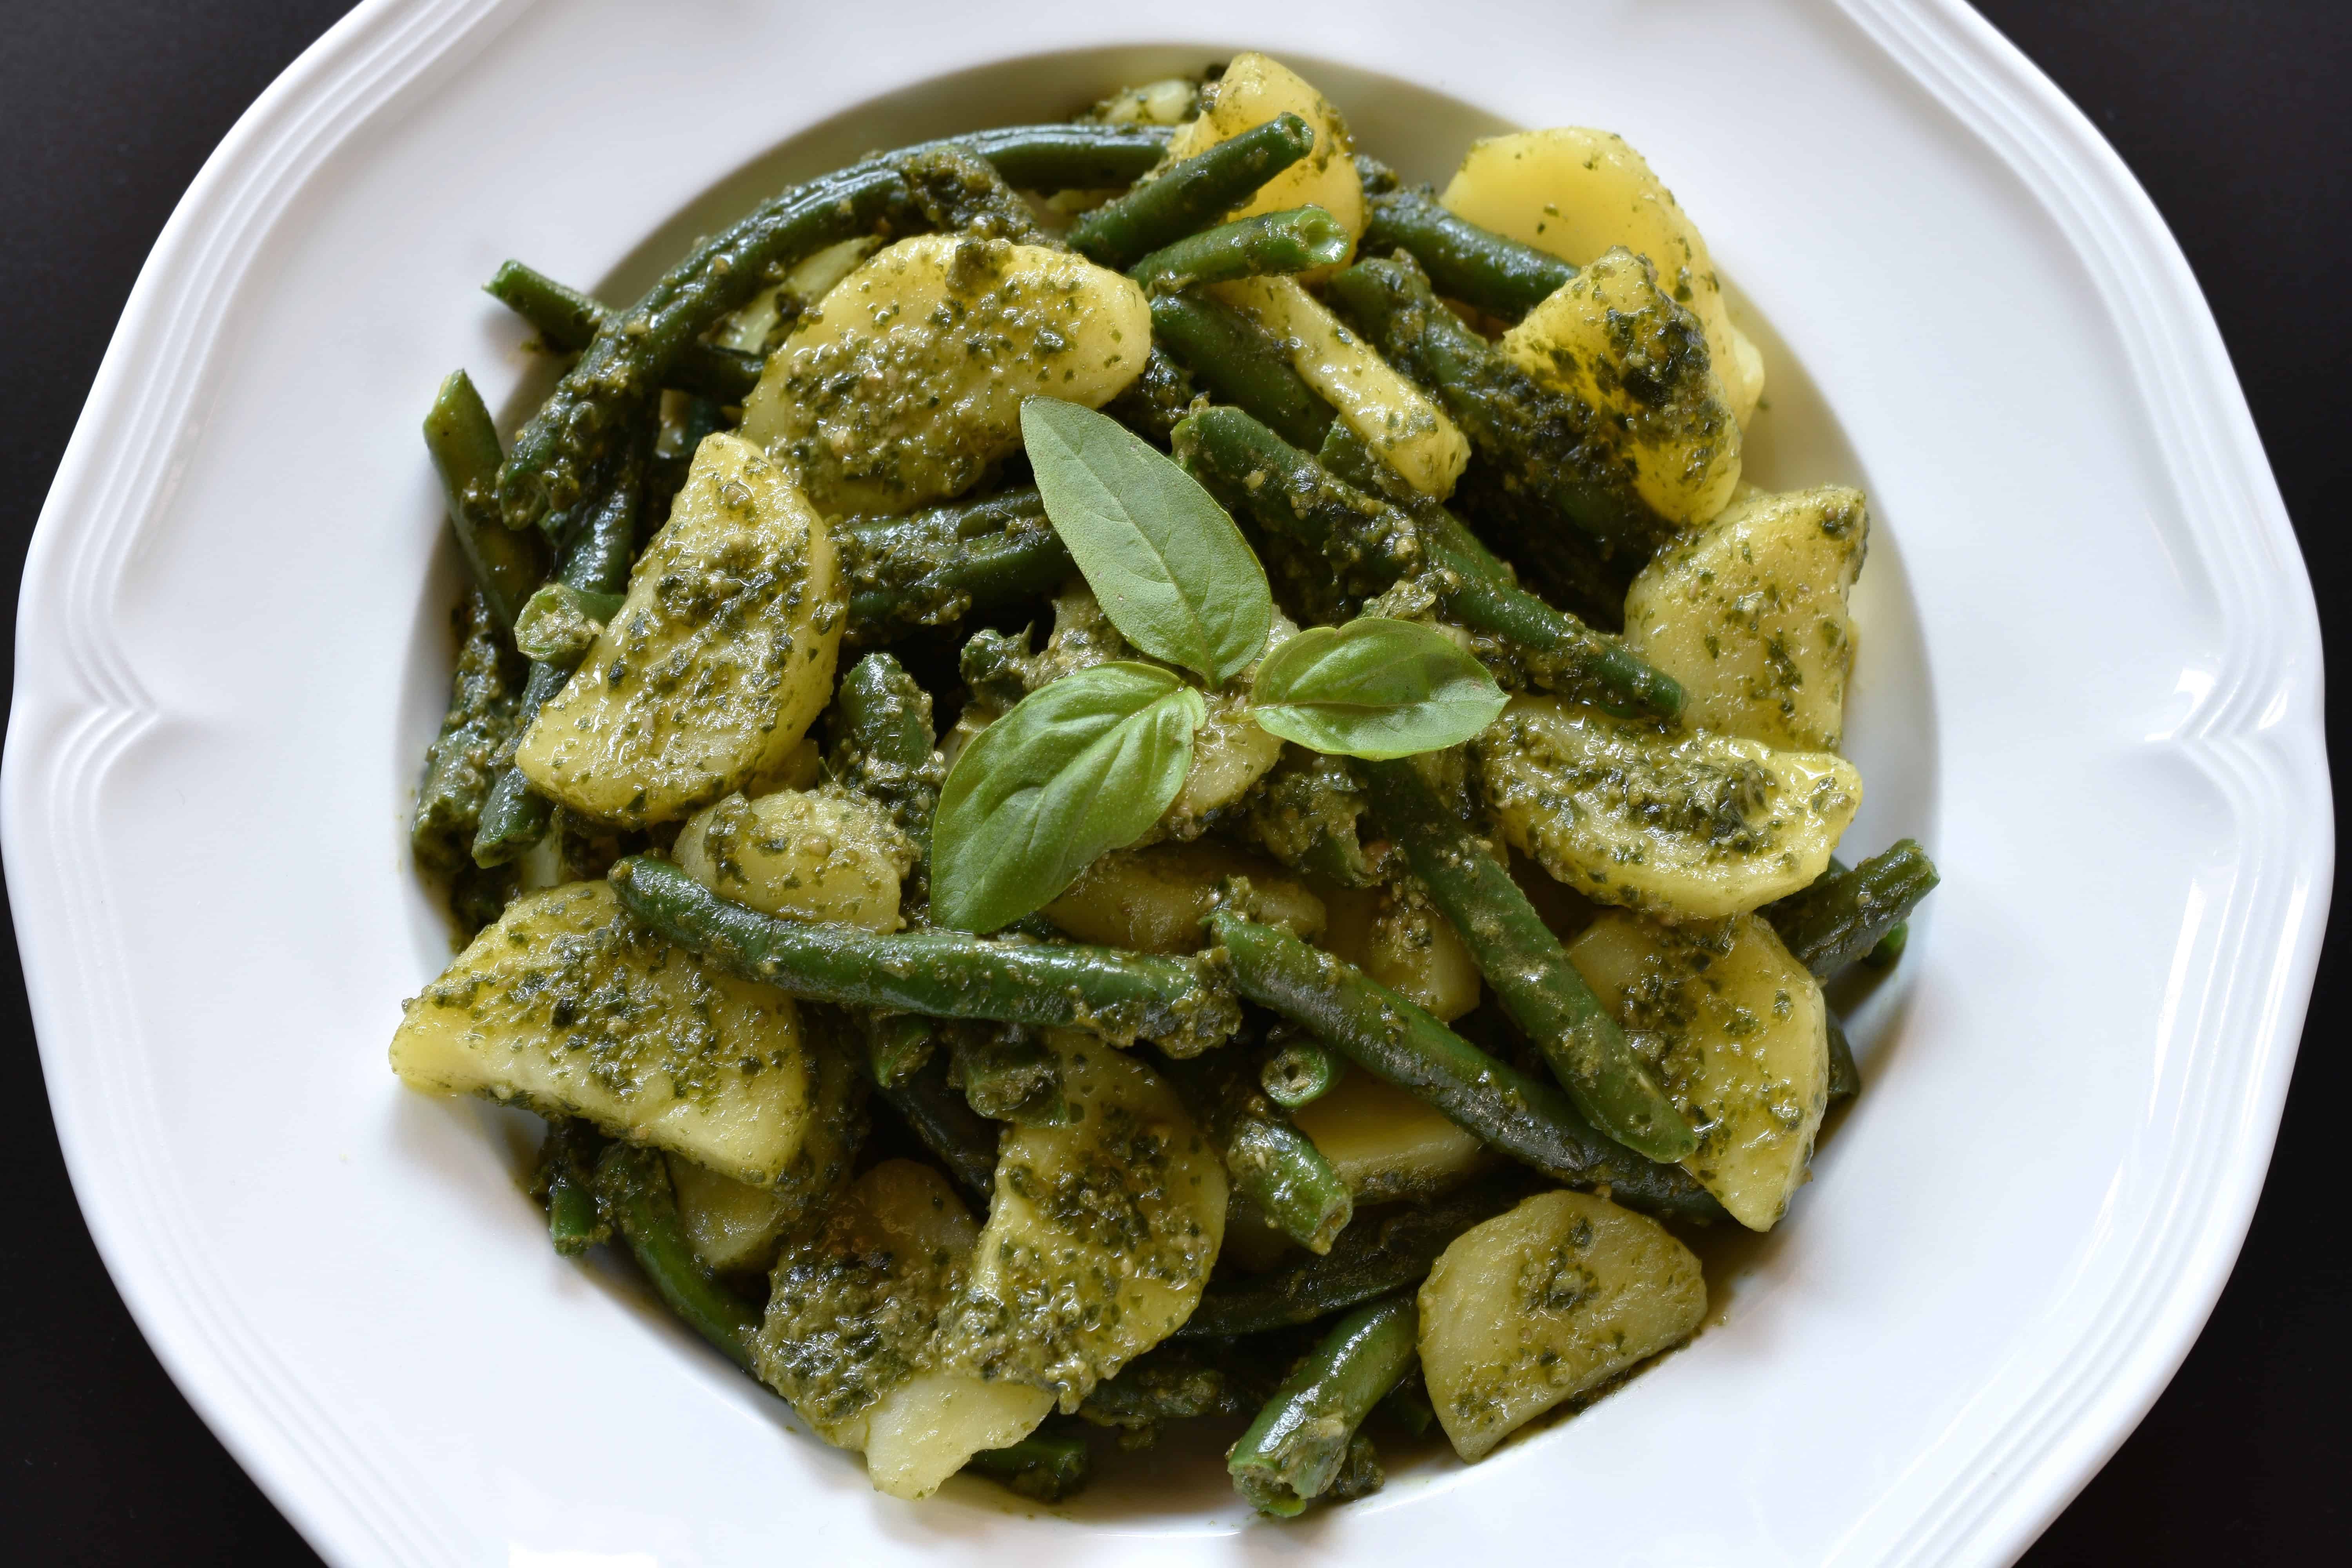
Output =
[
  {"x1": 612, "y1": 857, "x2": 1240, "y2": 1053},
  {"x1": 423, "y1": 370, "x2": 546, "y2": 630},
  {"x1": 1317, "y1": 426, "x2": 1683, "y2": 719},
  {"x1": 496, "y1": 138, "x2": 1073, "y2": 534},
  {"x1": 1076, "y1": 1340, "x2": 1283, "y2": 1437},
  {"x1": 1361, "y1": 186, "x2": 1576, "y2": 321},
  {"x1": 1172, "y1": 405, "x2": 1420, "y2": 591},
  {"x1": 828, "y1": 650, "x2": 942, "y2": 907},
  {"x1": 1171, "y1": 1054, "x2": 1352, "y2": 1254},
  {"x1": 838, "y1": 489, "x2": 1071, "y2": 642},
  {"x1": 947, "y1": 121, "x2": 1174, "y2": 192},
  {"x1": 1376, "y1": 1365, "x2": 1437, "y2": 1439},
  {"x1": 862, "y1": 1011, "x2": 935, "y2": 1088},
  {"x1": 875, "y1": 1054, "x2": 999, "y2": 1202},
  {"x1": 1208, "y1": 913, "x2": 1722, "y2": 1221},
  {"x1": 1068, "y1": 113, "x2": 1315, "y2": 269},
  {"x1": 1360, "y1": 759, "x2": 1696, "y2": 1163},
  {"x1": 1866, "y1": 923, "x2": 1910, "y2": 969},
  {"x1": 950, "y1": 1023, "x2": 1069, "y2": 1126},
  {"x1": 1229, "y1": 1296, "x2": 1419, "y2": 1516},
  {"x1": 1100, "y1": 345, "x2": 1201, "y2": 446},
  {"x1": 1126, "y1": 207, "x2": 1351, "y2": 294},
  {"x1": 1148, "y1": 292, "x2": 1334, "y2": 452},
  {"x1": 1826, "y1": 1013, "x2": 1861, "y2": 1107},
  {"x1": 963, "y1": 1428, "x2": 1092, "y2": 1502},
  {"x1": 1325, "y1": 254, "x2": 1672, "y2": 562},
  {"x1": 593, "y1": 1143, "x2": 761, "y2": 1371},
  {"x1": 1246, "y1": 749, "x2": 1382, "y2": 889},
  {"x1": 530, "y1": 1116, "x2": 609, "y2": 1257},
  {"x1": 1259, "y1": 1027, "x2": 1344, "y2": 1109},
  {"x1": 412, "y1": 589, "x2": 520, "y2": 881},
  {"x1": 471, "y1": 419, "x2": 652, "y2": 867},
  {"x1": 483, "y1": 262, "x2": 766, "y2": 405},
  {"x1": 511, "y1": 582, "x2": 624, "y2": 666},
  {"x1": 1179, "y1": 1173, "x2": 1537, "y2": 1338},
  {"x1": 1766, "y1": 840, "x2": 1940, "y2": 980},
  {"x1": 646, "y1": 395, "x2": 730, "y2": 526}
]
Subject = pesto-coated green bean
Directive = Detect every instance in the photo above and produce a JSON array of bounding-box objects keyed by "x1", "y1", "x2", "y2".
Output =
[
  {"x1": 963, "y1": 1428, "x2": 1092, "y2": 1502},
  {"x1": 1068, "y1": 112, "x2": 1316, "y2": 269},
  {"x1": 838, "y1": 489, "x2": 1071, "y2": 642},
  {"x1": 1127, "y1": 207, "x2": 1351, "y2": 294},
  {"x1": 1148, "y1": 292, "x2": 1334, "y2": 452},
  {"x1": 1208, "y1": 913, "x2": 1722, "y2": 1221},
  {"x1": 862, "y1": 1011, "x2": 936, "y2": 1088},
  {"x1": 1325, "y1": 254, "x2": 1673, "y2": 563},
  {"x1": 1360, "y1": 758, "x2": 1695, "y2": 1162},
  {"x1": 594, "y1": 1143, "x2": 761, "y2": 1371},
  {"x1": 1229, "y1": 1296, "x2": 1419, "y2": 1516},
  {"x1": 1178, "y1": 1174, "x2": 1537, "y2": 1338},
  {"x1": 1171, "y1": 1055, "x2": 1353, "y2": 1254},
  {"x1": 483, "y1": 262, "x2": 766, "y2": 405},
  {"x1": 531, "y1": 1117, "x2": 609, "y2": 1257},
  {"x1": 423, "y1": 370, "x2": 546, "y2": 630},
  {"x1": 413, "y1": 589, "x2": 520, "y2": 886},
  {"x1": 1076, "y1": 1340, "x2": 1283, "y2": 1436},
  {"x1": 1866, "y1": 923, "x2": 1910, "y2": 969},
  {"x1": 612, "y1": 857, "x2": 1240, "y2": 1054},
  {"x1": 1826, "y1": 1013, "x2": 1861, "y2": 1107},
  {"x1": 1259, "y1": 1028, "x2": 1344, "y2": 1109},
  {"x1": 875, "y1": 1053, "x2": 1000, "y2": 1201},
  {"x1": 1766, "y1": 840, "x2": 1940, "y2": 980},
  {"x1": 1361, "y1": 186, "x2": 1576, "y2": 320},
  {"x1": 1100, "y1": 346, "x2": 1202, "y2": 446},
  {"x1": 511, "y1": 582, "x2": 623, "y2": 666},
  {"x1": 950, "y1": 1022, "x2": 1069, "y2": 1126}
]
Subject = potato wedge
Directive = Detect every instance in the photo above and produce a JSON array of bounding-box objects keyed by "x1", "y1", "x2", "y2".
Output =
[
  {"x1": 1442, "y1": 127, "x2": 1763, "y2": 425},
  {"x1": 1501, "y1": 247, "x2": 1741, "y2": 525},
  {"x1": 939, "y1": 1030, "x2": 1226, "y2": 1409},
  {"x1": 1317, "y1": 884, "x2": 1482, "y2": 1021},
  {"x1": 675, "y1": 785, "x2": 914, "y2": 933},
  {"x1": 1291, "y1": 1069, "x2": 1492, "y2": 1203},
  {"x1": 1622, "y1": 485, "x2": 1868, "y2": 751},
  {"x1": 1474, "y1": 695, "x2": 1860, "y2": 920},
  {"x1": 740, "y1": 233, "x2": 1150, "y2": 515},
  {"x1": 1568, "y1": 911, "x2": 1828, "y2": 1230},
  {"x1": 1166, "y1": 52, "x2": 1364, "y2": 263},
  {"x1": 515, "y1": 433, "x2": 843, "y2": 828},
  {"x1": 389, "y1": 882, "x2": 809, "y2": 1186},
  {"x1": 1419, "y1": 1189, "x2": 1705, "y2": 1461},
  {"x1": 1044, "y1": 840, "x2": 1324, "y2": 953}
]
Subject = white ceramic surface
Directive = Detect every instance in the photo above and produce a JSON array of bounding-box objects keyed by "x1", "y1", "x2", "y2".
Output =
[{"x1": 5, "y1": 2, "x2": 2326, "y2": 1565}]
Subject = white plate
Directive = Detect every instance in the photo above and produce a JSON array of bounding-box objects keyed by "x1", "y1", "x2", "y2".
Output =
[{"x1": 5, "y1": 1, "x2": 2326, "y2": 1564}]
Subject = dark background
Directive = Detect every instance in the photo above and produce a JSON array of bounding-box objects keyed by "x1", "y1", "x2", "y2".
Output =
[{"x1": 2, "y1": 2, "x2": 2344, "y2": 1561}]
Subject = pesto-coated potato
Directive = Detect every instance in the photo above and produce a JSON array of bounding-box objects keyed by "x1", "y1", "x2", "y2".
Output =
[
  {"x1": 757, "y1": 1159, "x2": 1053, "y2": 1500},
  {"x1": 1622, "y1": 485, "x2": 1868, "y2": 751},
  {"x1": 740, "y1": 233, "x2": 1151, "y2": 515},
  {"x1": 939, "y1": 1030, "x2": 1226, "y2": 1410},
  {"x1": 1475, "y1": 695, "x2": 1861, "y2": 920},
  {"x1": 1290, "y1": 1068, "x2": 1493, "y2": 1203},
  {"x1": 1166, "y1": 53, "x2": 1364, "y2": 263},
  {"x1": 515, "y1": 434, "x2": 843, "y2": 828},
  {"x1": 666, "y1": 1021, "x2": 865, "y2": 1272},
  {"x1": 1568, "y1": 910, "x2": 1828, "y2": 1230},
  {"x1": 389, "y1": 882, "x2": 810, "y2": 1186},
  {"x1": 1443, "y1": 127, "x2": 1764, "y2": 425},
  {"x1": 1317, "y1": 883, "x2": 1483, "y2": 1022},
  {"x1": 1044, "y1": 840, "x2": 1324, "y2": 953},
  {"x1": 675, "y1": 786, "x2": 915, "y2": 933},
  {"x1": 1418, "y1": 1189, "x2": 1705, "y2": 1461},
  {"x1": 1501, "y1": 247, "x2": 1741, "y2": 525},
  {"x1": 1210, "y1": 274, "x2": 1468, "y2": 497}
]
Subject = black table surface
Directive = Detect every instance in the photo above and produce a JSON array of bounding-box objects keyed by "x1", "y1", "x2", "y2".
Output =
[{"x1": 3, "y1": 2, "x2": 2345, "y2": 1561}]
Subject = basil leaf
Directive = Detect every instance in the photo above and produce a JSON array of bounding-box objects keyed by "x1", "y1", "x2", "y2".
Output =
[
  {"x1": 1022, "y1": 397, "x2": 1272, "y2": 684},
  {"x1": 1250, "y1": 618, "x2": 1510, "y2": 760},
  {"x1": 931, "y1": 661, "x2": 1207, "y2": 931}
]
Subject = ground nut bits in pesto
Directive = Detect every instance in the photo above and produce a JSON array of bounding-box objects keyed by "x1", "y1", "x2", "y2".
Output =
[{"x1": 399, "y1": 53, "x2": 1936, "y2": 1513}]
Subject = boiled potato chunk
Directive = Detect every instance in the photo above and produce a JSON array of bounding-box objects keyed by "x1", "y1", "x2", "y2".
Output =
[
  {"x1": 740, "y1": 233, "x2": 1150, "y2": 515},
  {"x1": 1167, "y1": 52, "x2": 1364, "y2": 260},
  {"x1": 1318, "y1": 884, "x2": 1482, "y2": 1021},
  {"x1": 939, "y1": 1031, "x2": 1226, "y2": 1409},
  {"x1": 1443, "y1": 127, "x2": 1763, "y2": 425},
  {"x1": 1568, "y1": 911, "x2": 1828, "y2": 1230},
  {"x1": 1044, "y1": 840, "x2": 1324, "y2": 952},
  {"x1": 515, "y1": 434, "x2": 842, "y2": 828},
  {"x1": 1419, "y1": 1189, "x2": 1706, "y2": 1461},
  {"x1": 390, "y1": 882, "x2": 809, "y2": 1186},
  {"x1": 1292, "y1": 1069, "x2": 1492, "y2": 1202},
  {"x1": 1622, "y1": 485, "x2": 1868, "y2": 751},
  {"x1": 667, "y1": 1156, "x2": 795, "y2": 1275},
  {"x1": 757, "y1": 1159, "x2": 1054, "y2": 1499},
  {"x1": 1163, "y1": 687, "x2": 1289, "y2": 836},
  {"x1": 1501, "y1": 247, "x2": 1741, "y2": 525},
  {"x1": 675, "y1": 786, "x2": 915, "y2": 932},
  {"x1": 1474, "y1": 695, "x2": 1861, "y2": 919},
  {"x1": 1211, "y1": 275, "x2": 1467, "y2": 497}
]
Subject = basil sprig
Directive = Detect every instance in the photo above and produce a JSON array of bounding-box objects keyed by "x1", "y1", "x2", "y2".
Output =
[
  {"x1": 930, "y1": 662, "x2": 1205, "y2": 932},
  {"x1": 1022, "y1": 398, "x2": 1272, "y2": 684},
  {"x1": 1250, "y1": 619, "x2": 1508, "y2": 759}
]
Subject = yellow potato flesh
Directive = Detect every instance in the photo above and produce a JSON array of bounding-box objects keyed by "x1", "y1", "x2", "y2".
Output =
[
  {"x1": 674, "y1": 786, "x2": 913, "y2": 933},
  {"x1": 1166, "y1": 51, "x2": 1364, "y2": 264},
  {"x1": 1044, "y1": 840, "x2": 1325, "y2": 953}
]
